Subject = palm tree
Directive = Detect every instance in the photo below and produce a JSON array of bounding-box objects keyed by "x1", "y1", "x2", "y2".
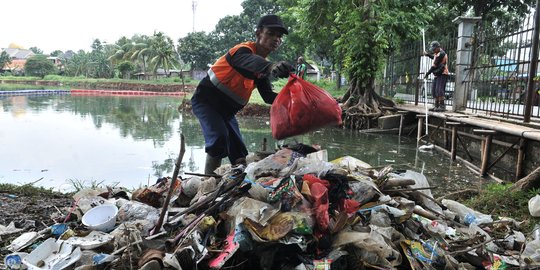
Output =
[
  {"x1": 149, "y1": 32, "x2": 178, "y2": 78},
  {"x1": 129, "y1": 35, "x2": 153, "y2": 79},
  {"x1": 107, "y1": 37, "x2": 134, "y2": 65}
]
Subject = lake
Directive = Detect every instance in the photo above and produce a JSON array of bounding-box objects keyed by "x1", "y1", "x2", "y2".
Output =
[{"x1": 0, "y1": 91, "x2": 486, "y2": 193}]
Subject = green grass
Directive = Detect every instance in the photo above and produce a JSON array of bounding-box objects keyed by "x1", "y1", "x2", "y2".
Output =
[
  {"x1": 0, "y1": 183, "x2": 60, "y2": 197},
  {"x1": 464, "y1": 183, "x2": 540, "y2": 233},
  {"x1": 0, "y1": 75, "x2": 198, "y2": 86},
  {"x1": 0, "y1": 83, "x2": 69, "y2": 91},
  {"x1": 249, "y1": 77, "x2": 347, "y2": 105}
]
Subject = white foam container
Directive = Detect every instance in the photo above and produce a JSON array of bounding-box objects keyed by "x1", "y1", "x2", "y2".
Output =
[{"x1": 82, "y1": 204, "x2": 118, "y2": 232}]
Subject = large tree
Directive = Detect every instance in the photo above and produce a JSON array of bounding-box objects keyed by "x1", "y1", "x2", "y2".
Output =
[
  {"x1": 0, "y1": 51, "x2": 12, "y2": 71},
  {"x1": 149, "y1": 32, "x2": 178, "y2": 77},
  {"x1": 292, "y1": 0, "x2": 431, "y2": 129},
  {"x1": 25, "y1": 55, "x2": 56, "y2": 77},
  {"x1": 212, "y1": 0, "x2": 294, "y2": 61},
  {"x1": 89, "y1": 39, "x2": 113, "y2": 78},
  {"x1": 29, "y1": 46, "x2": 43, "y2": 54},
  {"x1": 177, "y1": 31, "x2": 217, "y2": 70}
]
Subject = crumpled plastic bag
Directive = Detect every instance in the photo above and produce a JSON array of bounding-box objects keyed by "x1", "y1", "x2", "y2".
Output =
[
  {"x1": 245, "y1": 148, "x2": 294, "y2": 180},
  {"x1": 529, "y1": 194, "x2": 540, "y2": 217}
]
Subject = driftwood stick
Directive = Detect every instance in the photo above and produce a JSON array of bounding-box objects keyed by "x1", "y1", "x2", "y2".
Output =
[
  {"x1": 184, "y1": 172, "x2": 222, "y2": 178},
  {"x1": 383, "y1": 186, "x2": 438, "y2": 192},
  {"x1": 448, "y1": 237, "x2": 496, "y2": 255},
  {"x1": 436, "y1": 189, "x2": 479, "y2": 201},
  {"x1": 151, "y1": 134, "x2": 186, "y2": 235},
  {"x1": 383, "y1": 178, "x2": 417, "y2": 188}
]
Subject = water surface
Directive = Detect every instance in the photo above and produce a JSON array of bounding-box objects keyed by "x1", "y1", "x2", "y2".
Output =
[{"x1": 0, "y1": 92, "x2": 485, "y2": 193}]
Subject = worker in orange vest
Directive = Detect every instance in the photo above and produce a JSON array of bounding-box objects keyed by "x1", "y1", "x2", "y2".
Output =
[{"x1": 191, "y1": 14, "x2": 294, "y2": 174}]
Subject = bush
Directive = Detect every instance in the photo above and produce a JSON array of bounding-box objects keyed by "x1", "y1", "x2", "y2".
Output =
[{"x1": 25, "y1": 55, "x2": 57, "y2": 78}]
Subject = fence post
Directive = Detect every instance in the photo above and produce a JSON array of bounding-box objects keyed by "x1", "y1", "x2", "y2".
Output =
[
  {"x1": 452, "y1": 16, "x2": 481, "y2": 112},
  {"x1": 524, "y1": 0, "x2": 540, "y2": 123}
]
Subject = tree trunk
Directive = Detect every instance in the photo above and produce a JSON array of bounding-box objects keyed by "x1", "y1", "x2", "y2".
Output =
[
  {"x1": 510, "y1": 166, "x2": 540, "y2": 192},
  {"x1": 341, "y1": 77, "x2": 396, "y2": 130}
]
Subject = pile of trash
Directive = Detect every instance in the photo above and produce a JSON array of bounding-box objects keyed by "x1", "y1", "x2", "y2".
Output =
[{"x1": 2, "y1": 143, "x2": 540, "y2": 269}]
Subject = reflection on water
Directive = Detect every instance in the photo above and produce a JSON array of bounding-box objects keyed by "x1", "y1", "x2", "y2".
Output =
[{"x1": 0, "y1": 93, "x2": 485, "y2": 193}]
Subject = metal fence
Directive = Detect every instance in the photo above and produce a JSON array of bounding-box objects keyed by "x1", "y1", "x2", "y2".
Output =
[
  {"x1": 382, "y1": 32, "x2": 457, "y2": 105},
  {"x1": 464, "y1": 14, "x2": 540, "y2": 119},
  {"x1": 382, "y1": 11, "x2": 540, "y2": 121}
]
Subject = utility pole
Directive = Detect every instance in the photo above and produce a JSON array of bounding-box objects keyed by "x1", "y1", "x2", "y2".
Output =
[{"x1": 192, "y1": 0, "x2": 198, "y2": 32}]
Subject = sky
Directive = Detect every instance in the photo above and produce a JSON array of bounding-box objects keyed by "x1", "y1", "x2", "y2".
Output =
[{"x1": 1, "y1": 0, "x2": 244, "y2": 54}]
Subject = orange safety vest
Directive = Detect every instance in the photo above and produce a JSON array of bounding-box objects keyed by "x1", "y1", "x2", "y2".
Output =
[
  {"x1": 432, "y1": 51, "x2": 449, "y2": 76},
  {"x1": 208, "y1": 42, "x2": 258, "y2": 106}
]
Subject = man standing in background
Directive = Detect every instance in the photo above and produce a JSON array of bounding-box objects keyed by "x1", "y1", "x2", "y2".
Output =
[
  {"x1": 424, "y1": 41, "x2": 449, "y2": 112},
  {"x1": 295, "y1": 56, "x2": 307, "y2": 79}
]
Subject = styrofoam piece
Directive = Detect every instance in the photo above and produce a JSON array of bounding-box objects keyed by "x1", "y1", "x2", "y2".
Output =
[
  {"x1": 23, "y1": 238, "x2": 82, "y2": 270},
  {"x1": 64, "y1": 230, "x2": 114, "y2": 250},
  {"x1": 7, "y1": 232, "x2": 40, "y2": 252},
  {"x1": 82, "y1": 204, "x2": 118, "y2": 232}
]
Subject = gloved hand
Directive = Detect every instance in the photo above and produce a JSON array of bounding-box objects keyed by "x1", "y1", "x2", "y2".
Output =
[
  {"x1": 424, "y1": 73, "x2": 429, "y2": 79},
  {"x1": 271, "y1": 61, "x2": 294, "y2": 78}
]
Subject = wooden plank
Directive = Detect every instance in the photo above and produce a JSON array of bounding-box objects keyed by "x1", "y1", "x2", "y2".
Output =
[
  {"x1": 480, "y1": 134, "x2": 493, "y2": 176},
  {"x1": 473, "y1": 129, "x2": 497, "y2": 135}
]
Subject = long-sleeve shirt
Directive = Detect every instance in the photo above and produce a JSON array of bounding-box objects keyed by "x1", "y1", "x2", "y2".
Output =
[{"x1": 193, "y1": 47, "x2": 277, "y2": 117}]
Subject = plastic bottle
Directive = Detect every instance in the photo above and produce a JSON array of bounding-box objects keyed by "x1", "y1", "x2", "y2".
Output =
[
  {"x1": 441, "y1": 199, "x2": 493, "y2": 225},
  {"x1": 522, "y1": 224, "x2": 540, "y2": 265}
]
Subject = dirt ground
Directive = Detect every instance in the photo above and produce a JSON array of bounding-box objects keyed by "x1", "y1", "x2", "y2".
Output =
[
  {"x1": 0, "y1": 191, "x2": 72, "y2": 228},
  {"x1": 178, "y1": 99, "x2": 271, "y2": 117},
  {"x1": 0, "y1": 189, "x2": 73, "y2": 256}
]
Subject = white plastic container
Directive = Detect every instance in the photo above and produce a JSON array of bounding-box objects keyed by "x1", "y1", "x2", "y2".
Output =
[
  {"x1": 82, "y1": 204, "x2": 118, "y2": 232},
  {"x1": 23, "y1": 238, "x2": 81, "y2": 270}
]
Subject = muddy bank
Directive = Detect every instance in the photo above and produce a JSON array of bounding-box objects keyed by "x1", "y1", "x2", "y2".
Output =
[
  {"x1": 0, "y1": 79, "x2": 196, "y2": 92},
  {"x1": 179, "y1": 98, "x2": 271, "y2": 117}
]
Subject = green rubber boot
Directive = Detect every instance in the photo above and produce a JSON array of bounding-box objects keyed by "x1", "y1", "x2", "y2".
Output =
[{"x1": 205, "y1": 154, "x2": 222, "y2": 175}]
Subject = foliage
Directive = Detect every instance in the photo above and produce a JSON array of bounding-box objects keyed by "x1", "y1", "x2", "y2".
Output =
[
  {"x1": 117, "y1": 61, "x2": 135, "y2": 79},
  {"x1": 29, "y1": 46, "x2": 43, "y2": 54},
  {"x1": 464, "y1": 183, "x2": 540, "y2": 233},
  {"x1": 149, "y1": 32, "x2": 179, "y2": 76},
  {"x1": 89, "y1": 39, "x2": 113, "y2": 78},
  {"x1": 211, "y1": 0, "x2": 289, "y2": 61},
  {"x1": 177, "y1": 31, "x2": 217, "y2": 70},
  {"x1": 0, "y1": 183, "x2": 58, "y2": 197},
  {"x1": 278, "y1": 0, "x2": 338, "y2": 75},
  {"x1": 2, "y1": 75, "x2": 197, "y2": 86},
  {"x1": 283, "y1": 0, "x2": 431, "y2": 128},
  {"x1": 50, "y1": 50, "x2": 64, "y2": 57},
  {"x1": 393, "y1": 97, "x2": 405, "y2": 104},
  {"x1": 24, "y1": 55, "x2": 56, "y2": 78},
  {"x1": 212, "y1": 15, "x2": 254, "y2": 56},
  {"x1": 0, "y1": 51, "x2": 12, "y2": 69},
  {"x1": 67, "y1": 179, "x2": 106, "y2": 192}
]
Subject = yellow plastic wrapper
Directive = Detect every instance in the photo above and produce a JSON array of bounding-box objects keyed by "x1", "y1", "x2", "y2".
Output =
[{"x1": 198, "y1": 216, "x2": 216, "y2": 232}]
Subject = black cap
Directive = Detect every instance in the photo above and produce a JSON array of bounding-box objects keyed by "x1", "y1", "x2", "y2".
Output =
[
  {"x1": 429, "y1": 41, "x2": 441, "y2": 50},
  {"x1": 257, "y1": 14, "x2": 288, "y2": 35}
]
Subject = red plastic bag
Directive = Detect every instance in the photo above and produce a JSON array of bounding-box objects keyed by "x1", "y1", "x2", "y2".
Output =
[{"x1": 270, "y1": 74, "x2": 342, "y2": 140}]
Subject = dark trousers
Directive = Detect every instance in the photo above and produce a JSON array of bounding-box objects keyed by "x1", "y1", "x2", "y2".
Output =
[
  {"x1": 431, "y1": 74, "x2": 448, "y2": 99},
  {"x1": 191, "y1": 94, "x2": 248, "y2": 164}
]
